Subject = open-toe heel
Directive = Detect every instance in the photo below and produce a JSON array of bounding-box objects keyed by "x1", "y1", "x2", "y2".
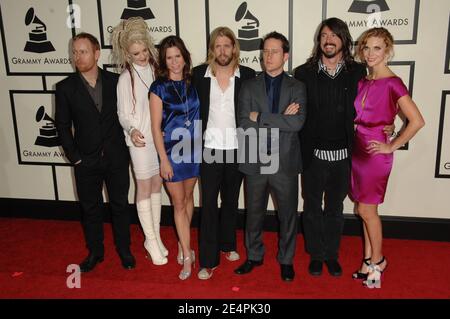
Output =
[
  {"x1": 352, "y1": 257, "x2": 371, "y2": 280},
  {"x1": 179, "y1": 253, "x2": 195, "y2": 281}
]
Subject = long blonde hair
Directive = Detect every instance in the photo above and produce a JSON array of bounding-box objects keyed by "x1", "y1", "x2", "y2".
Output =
[
  {"x1": 206, "y1": 26, "x2": 240, "y2": 76},
  {"x1": 111, "y1": 17, "x2": 158, "y2": 113},
  {"x1": 111, "y1": 17, "x2": 158, "y2": 72}
]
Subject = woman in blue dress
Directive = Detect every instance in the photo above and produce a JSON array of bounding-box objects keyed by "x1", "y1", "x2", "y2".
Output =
[{"x1": 150, "y1": 35, "x2": 200, "y2": 280}]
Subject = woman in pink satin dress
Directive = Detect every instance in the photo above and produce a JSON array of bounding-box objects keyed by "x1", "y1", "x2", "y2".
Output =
[{"x1": 350, "y1": 28, "x2": 425, "y2": 288}]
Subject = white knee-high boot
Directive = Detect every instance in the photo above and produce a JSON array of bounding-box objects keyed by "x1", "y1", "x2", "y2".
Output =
[
  {"x1": 150, "y1": 193, "x2": 168, "y2": 257},
  {"x1": 136, "y1": 199, "x2": 167, "y2": 265}
]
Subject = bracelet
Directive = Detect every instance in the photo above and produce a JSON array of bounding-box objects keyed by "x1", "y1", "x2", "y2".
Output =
[{"x1": 128, "y1": 126, "x2": 136, "y2": 135}]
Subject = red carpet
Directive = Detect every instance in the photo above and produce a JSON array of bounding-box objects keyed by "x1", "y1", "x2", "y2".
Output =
[{"x1": 0, "y1": 218, "x2": 449, "y2": 299}]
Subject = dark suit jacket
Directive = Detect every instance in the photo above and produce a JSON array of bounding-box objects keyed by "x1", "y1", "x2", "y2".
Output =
[
  {"x1": 238, "y1": 72, "x2": 307, "y2": 176},
  {"x1": 293, "y1": 62, "x2": 366, "y2": 170},
  {"x1": 55, "y1": 68, "x2": 129, "y2": 167},
  {"x1": 192, "y1": 63, "x2": 256, "y2": 139}
]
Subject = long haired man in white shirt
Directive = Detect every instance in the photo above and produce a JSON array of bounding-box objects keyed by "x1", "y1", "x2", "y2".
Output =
[{"x1": 192, "y1": 27, "x2": 255, "y2": 280}]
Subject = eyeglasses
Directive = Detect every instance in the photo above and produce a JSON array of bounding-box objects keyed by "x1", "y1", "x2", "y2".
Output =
[{"x1": 262, "y1": 49, "x2": 282, "y2": 56}]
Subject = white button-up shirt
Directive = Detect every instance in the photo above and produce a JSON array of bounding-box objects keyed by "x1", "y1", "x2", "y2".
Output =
[{"x1": 204, "y1": 66, "x2": 240, "y2": 150}]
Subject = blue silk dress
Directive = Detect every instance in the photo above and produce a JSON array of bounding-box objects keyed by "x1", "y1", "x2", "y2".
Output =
[{"x1": 150, "y1": 79, "x2": 201, "y2": 182}]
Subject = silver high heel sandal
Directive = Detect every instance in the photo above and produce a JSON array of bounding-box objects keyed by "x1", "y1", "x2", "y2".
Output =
[{"x1": 178, "y1": 250, "x2": 195, "y2": 280}]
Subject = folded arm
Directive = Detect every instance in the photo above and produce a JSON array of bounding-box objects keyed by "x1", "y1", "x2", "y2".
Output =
[{"x1": 258, "y1": 83, "x2": 307, "y2": 132}]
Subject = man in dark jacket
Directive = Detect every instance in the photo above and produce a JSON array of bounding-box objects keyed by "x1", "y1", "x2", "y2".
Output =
[
  {"x1": 193, "y1": 27, "x2": 255, "y2": 280},
  {"x1": 55, "y1": 33, "x2": 134, "y2": 272},
  {"x1": 235, "y1": 32, "x2": 306, "y2": 281},
  {"x1": 294, "y1": 18, "x2": 366, "y2": 277}
]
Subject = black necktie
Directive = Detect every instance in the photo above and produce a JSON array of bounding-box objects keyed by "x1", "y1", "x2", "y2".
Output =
[
  {"x1": 267, "y1": 78, "x2": 277, "y2": 114},
  {"x1": 266, "y1": 78, "x2": 276, "y2": 154}
]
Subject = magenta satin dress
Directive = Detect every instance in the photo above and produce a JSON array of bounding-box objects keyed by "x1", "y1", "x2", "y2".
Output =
[{"x1": 350, "y1": 76, "x2": 408, "y2": 204}]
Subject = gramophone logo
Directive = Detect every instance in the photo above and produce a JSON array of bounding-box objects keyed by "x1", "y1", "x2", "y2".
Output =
[
  {"x1": 235, "y1": 2, "x2": 262, "y2": 52},
  {"x1": 348, "y1": 0, "x2": 390, "y2": 13},
  {"x1": 97, "y1": 0, "x2": 177, "y2": 48},
  {"x1": 0, "y1": 1, "x2": 74, "y2": 74},
  {"x1": 34, "y1": 106, "x2": 60, "y2": 147},
  {"x1": 23, "y1": 7, "x2": 55, "y2": 53},
  {"x1": 323, "y1": 0, "x2": 419, "y2": 44},
  {"x1": 120, "y1": 0, "x2": 155, "y2": 20},
  {"x1": 206, "y1": 0, "x2": 290, "y2": 71},
  {"x1": 11, "y1": 91, "x2": 68, "y2": 165}
]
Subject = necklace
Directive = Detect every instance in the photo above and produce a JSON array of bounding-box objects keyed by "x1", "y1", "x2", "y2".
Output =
[
  {"x1": 171, "y1": 80, "x2": 191, "y2": 127},
  {"x1": 132, "y1": 64, "x2": 150, "y2": 90}
]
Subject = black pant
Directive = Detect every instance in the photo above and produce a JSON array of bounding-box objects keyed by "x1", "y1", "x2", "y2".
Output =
[
  {"x1": 74, "y1": 158, "x2": 130, "y2": 257},
  {"x1": 302, "y1": 156, "x2": 350, "y2": 261},
  {"x1": 199, "y1": 149, "x2": 242, "y2": 268},
  {"x1": 245, "y1": 173, "x2": 299, "y2": 265}
]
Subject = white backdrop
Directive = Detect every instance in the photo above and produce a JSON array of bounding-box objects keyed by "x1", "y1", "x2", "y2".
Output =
[{"x1": 0, "y1": 0, "x2": 449, "y2": 219}]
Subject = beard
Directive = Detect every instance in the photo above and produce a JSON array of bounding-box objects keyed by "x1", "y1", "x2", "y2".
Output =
[
  {"x1": 215, "y1": 54, "x2": 233, "y2": 67},
  {"x1": 76, "y1": 64, "x2": 91, "y2": 73},
  {"x1": 321, "y1": 44, "x2": 343, "y2": 59},
  {"x1": 75, "y1": 61, "x2": 96, "y2": 73}
]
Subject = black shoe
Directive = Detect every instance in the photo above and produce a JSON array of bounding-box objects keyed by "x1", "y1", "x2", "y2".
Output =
[
  {"x1": 119, "y1": 253, "x2": 136, "y2": 270},
  {"x1": 352, "y1": 257, "x2": 371, "y2": 280},
  {"x1": 234, "y1": 259, "x2": 263, "y2": 275},
  {"x1": 308, "y1": 260, "x2": 323, "y2": 276},
  {"x1": 325, "y1": 259, "x2": 342, "y2": 276},
  {"x1": 280, "y1": 264, "x2": 295, "y2": 281},
  {"x1": 79, "y1": 254, "x2": 104, "y2": 273}
]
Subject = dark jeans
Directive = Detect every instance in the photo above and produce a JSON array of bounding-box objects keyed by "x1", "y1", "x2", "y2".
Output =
[
  {"x1": 302, "y1": 156, "x2": 350, "y2": 261},
  {"x1": 74, "y1": 159, "x2": 130, "y2": 257},
  {"x1": 199, "y1": 149, "x2": 243, "y2": 268}
]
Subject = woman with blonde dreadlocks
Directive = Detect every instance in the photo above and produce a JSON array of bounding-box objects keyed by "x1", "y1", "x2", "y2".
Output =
[{"x1": 111, "y1": 17, "x2": 167, "y2": 265}]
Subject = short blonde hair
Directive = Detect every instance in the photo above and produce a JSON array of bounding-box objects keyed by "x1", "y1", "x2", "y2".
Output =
[
  {"x1": 206, "y1": 26, "x2": 240, "y2": 75},
  {"x1": 356, "y1": 27, "x2": 394, "y2": 63},
  {"x1": 110, "y1": 17, "x2": 158, "y2": 72}
]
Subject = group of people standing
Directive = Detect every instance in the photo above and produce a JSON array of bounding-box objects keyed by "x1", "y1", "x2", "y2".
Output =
[{"x1": 55, "y1": 16, "x2": 424, "y2": 289}]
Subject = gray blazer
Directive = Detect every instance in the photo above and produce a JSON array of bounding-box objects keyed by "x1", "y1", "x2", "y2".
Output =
[{"x1": 238, "y1": 72, "x2": 307, "y2": 176}]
